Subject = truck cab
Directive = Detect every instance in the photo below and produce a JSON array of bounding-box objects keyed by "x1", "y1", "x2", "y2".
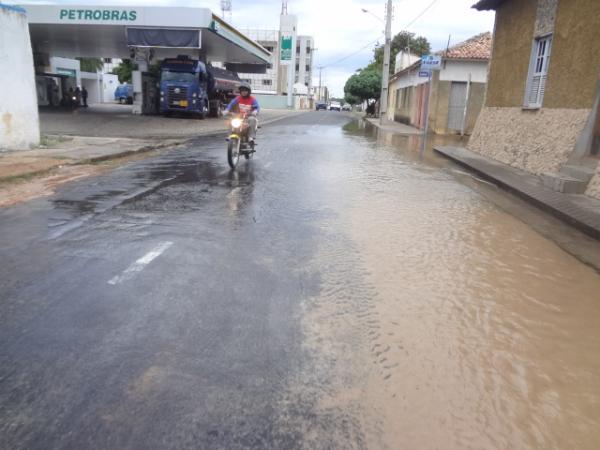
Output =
[{"x1": 160, "y1": 56, "x2": 209, "y2": 118}]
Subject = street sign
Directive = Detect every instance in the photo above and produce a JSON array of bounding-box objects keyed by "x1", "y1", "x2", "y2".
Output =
[
  {"x1": 419, "y1": 70, "x2": 431, "y2": 78},
  {"x1": 420, "y1": 55, "x2": 442, "y2": 71},
  {"x1": 280, "y1": 35, "x2": 292, "y2": 62}
]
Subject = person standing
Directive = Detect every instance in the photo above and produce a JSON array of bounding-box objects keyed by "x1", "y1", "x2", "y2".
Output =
[{"x1": 81, "y1": 86, "x2": 88, "y2": 108}]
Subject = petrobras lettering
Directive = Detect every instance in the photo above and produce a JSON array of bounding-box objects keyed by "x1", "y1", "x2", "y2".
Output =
[{"x1": 58, "y1": 9, "x2": 138, "y2": 22}]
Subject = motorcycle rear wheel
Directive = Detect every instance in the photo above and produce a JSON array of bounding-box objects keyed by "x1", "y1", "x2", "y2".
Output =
[{"x1": 227, "y1": 138, "x2": 240, "y2": 169}]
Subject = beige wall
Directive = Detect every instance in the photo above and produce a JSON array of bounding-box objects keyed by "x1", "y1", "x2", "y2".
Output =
[
  {"x1": 485, "y1": 0, "x2": 536, "y2": 108},
  {"x1": 392, "y1": 75, "x2": 485, "y2": 135},
  {"x1": 544, "y1": 0, "x2": 600, "y2": 109},
  {"x1": 486, "y1": 0, "x2": 600, "y2": 109}
]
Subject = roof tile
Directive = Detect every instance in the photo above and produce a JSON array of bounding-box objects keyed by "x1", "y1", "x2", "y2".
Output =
[{"x1": 440, "y1": 32, "x2": 492, "y2": 60}]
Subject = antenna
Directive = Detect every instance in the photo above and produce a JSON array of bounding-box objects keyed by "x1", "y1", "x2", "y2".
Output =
[
  {"x1": 281, "y1": 1, "x2": 288, "y2": 15},
  {"x1": 220, "y1": 0, "x2": 232, "y2": 22}
]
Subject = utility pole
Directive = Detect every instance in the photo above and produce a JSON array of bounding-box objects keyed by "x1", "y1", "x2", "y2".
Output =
[
  {"x1": 318, "y1": 66, "x2": 323, "y2": 101},
  {"x1": 379, "y1": 0, "x2": 393, "y2": 124}
]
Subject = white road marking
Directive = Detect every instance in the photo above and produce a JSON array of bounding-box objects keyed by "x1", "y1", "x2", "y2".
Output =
[
  {"x1": 108, "y1": 241, "x2": 173, "y2": 285},
  {"x1": 264, "y1": 162, "x2": 273, "y2": 169},
  {"x1": 227, "y1": 187, "x2": 241, "y2": 199}
]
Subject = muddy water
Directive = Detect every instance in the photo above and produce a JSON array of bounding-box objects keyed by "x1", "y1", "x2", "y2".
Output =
[{"x1": 296, "y1": 124, "x2": 600, "y2": 449}]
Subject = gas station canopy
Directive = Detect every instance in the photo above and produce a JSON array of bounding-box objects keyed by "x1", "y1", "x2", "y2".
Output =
[{"x1": 24, "y1": 4, "x2": 270, "y2": 65}]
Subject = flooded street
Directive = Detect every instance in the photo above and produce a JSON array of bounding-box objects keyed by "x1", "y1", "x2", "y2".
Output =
[
  {"x1": 296, "y1": 119, "x2": 600, "y2": 449},
  {"x1": 1, "y1": 112, "x2": 599, "y2": 449}
]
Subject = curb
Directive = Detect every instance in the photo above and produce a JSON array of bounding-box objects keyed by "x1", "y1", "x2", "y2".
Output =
[
  {"x1": 86, "y1": 111, "x2": 303, "y2": 161},
  {"x1": 362, "y1": 117, "x2": 422, "y2": 135},
  {"x1": 434, "y1": 146, "x2": 600, "y2": 241}
]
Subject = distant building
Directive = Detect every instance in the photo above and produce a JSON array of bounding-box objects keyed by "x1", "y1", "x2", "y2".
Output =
[
  {"x1": 239, "y1": 29, "x2": 314, "y2": 96},
  {"x1": 237, "y1": 29, "x2": 279, "y2": 94},
  {"x1": 102, "y1": 58, "x2": 122, "y2": 74},
  {"x1": 387, "y1": 32, "x2": 492, "y2": 135},
  {"x1": 470, "y1": 0, "x2": 600, "y2": 199},
  {"x1": 313, "y1": 86, "x2": 329, "y2": 102},
  {"x1": 294, "y1": 35, "x2": 314, "y2": 91}
]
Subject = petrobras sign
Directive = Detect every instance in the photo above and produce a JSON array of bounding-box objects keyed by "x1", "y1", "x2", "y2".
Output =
[
  {"x1": 24, "y1": 5, "x2": 213, "y2": 28},
  {"x1": 58, "y1": 8, "x2": 138, "y2": 22},
  {"x1": 420, "y1": 55, "x2": 442, "y2": 71}
]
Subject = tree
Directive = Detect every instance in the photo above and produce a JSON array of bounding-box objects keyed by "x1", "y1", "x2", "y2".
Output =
[
  {"x1": 344, "y1": 68, "x2": 382, "y2": 104},
  {"x1": 111, "y1": 59, "x2": 137, "y2": 83},
  {"x1": 372, "y1": 31, "x2": 431, "y2": 74},
  {"x1": 344, "y1": 93, "x2": 360, "y2": 106},
  {"x1": 77, "y1": 57, "x2": 104, "y2": 73}
]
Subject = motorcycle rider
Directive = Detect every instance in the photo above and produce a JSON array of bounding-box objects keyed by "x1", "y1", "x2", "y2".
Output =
[{"x1": 225, "y1": 82, "x2": 260, "y2": 144}]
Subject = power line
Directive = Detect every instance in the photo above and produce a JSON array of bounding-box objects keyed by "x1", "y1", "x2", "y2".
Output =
[
  {"x1": 404, "y1": 0, "x2": 440, "y2": 29},
  {"x1": 319, "y1": 35, "x2": 384, "y2": 69},
  {"x1": 318, "y1": 0, "x2": 441, "y2": 70}
]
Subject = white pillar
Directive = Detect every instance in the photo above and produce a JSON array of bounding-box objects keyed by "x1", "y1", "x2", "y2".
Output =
[{"x1": 0, "y1": 5, "x2": 40, "y2": 150}]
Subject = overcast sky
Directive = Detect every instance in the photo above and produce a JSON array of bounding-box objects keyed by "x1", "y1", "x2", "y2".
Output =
[{"x1": 18, "y1": 0, "x2": 496, "y2": 96}]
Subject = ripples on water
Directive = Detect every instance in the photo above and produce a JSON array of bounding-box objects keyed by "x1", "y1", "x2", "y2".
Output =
[{"x1": 286, "y1": 125, "x2": 600, "y2": 450}]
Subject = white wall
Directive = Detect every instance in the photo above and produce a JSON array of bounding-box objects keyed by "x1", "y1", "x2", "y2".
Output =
[
  {"x1": 102, "y1": 73, "x2": 119, "y2": 103},
  {"x1": 81, "y1": 74, "x2": 100, "y2": 104},
  {"x1": 391, "y1": 67, "x2": 430, "y2": 90},
  {"x1": 0, "y1": 5, "x2": 40, "y2": 150},
  {"x1": 390, "y1": 59, "x2": 489, "y2": 92},
  {"x1": 50, "y1": 57, "x2": 81, "y2": 86},
  {"x1": 439, "y1": 60, "x2": 488, "y2": 83}
]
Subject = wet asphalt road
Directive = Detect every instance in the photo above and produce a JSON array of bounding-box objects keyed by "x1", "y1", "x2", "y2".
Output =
[
  {"x1": 0, "y1": 112, "x2": 367, "y2": 449},
  {"x1": 2, "y1": 112, "x2": 600, "y2": 450}
]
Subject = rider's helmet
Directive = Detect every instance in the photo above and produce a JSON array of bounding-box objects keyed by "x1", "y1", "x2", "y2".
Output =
[{"x1": 239, "y1": 82, "x2": 252, "y2": 97}]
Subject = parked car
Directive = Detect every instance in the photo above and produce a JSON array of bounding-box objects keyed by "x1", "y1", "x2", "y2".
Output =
[
  {"x1": 114, "y1": 84, "x2": 134, "y2": 104},
  {"x1": 329, "y1": 101, "x2": 341, "y2": 112},
  {"x1": 316, "y1": 101, "x2": 327, "y2": 111},
  {"x1": 342, "y1": 104, "x2": 352, "y2": 111}
]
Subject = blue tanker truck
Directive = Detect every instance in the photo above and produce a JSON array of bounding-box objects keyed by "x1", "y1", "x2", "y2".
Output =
[{"x1": 159, "y1": 55, "x2": 240, "y2": 118}]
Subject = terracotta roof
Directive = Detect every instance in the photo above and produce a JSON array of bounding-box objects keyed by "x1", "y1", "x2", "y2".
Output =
[
  {"x1": 472, "y1": 0, "x2": 505, "y2": 10},
  {"x1": 441, "y1": 32, "x2": 492, "y2": 60}
]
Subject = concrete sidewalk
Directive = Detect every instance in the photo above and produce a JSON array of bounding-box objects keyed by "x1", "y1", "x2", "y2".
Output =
[
  {"x1": 0, "y1": 136, "x2": 182, "y2": 182},
  {"x1": 39, "y1": 105, "x2": 302, "y2": 139},
  {"x1": 364, "y1": 117, "x2": 421, "y2": 135},
  {"x1": 435, "y1": 145, "x2": 600, "y2": 240},
  {"x1": 1, "y1": 109, "x2": 302, "y2": 182}
]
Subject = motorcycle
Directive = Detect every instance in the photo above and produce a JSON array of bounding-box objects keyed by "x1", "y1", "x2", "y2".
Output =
[{"x1": 226, "y1": 112, "x2": 256, "y2": 169}]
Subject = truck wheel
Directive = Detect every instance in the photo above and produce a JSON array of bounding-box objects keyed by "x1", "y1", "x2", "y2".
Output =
[
  {"x1": 209, "y1": 100, "x2": 221, "y2": 118},
  {"x1": 197, "y1": 102, "x2": 208, "y2": 120}
]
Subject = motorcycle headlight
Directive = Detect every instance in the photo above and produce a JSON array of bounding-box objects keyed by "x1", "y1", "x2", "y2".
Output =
[{"x1": 231, "y1": 118, "x2": 242, "y2": 128}]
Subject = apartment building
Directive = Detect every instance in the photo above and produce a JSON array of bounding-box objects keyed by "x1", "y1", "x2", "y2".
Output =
[{"x1": 239, "y1": 29, "x2": 314, "y2": 95}]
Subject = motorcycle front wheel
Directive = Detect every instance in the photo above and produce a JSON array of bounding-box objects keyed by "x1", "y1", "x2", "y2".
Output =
[{"x1": 227, "y1": 137, "x2": 241, "y2": 169}]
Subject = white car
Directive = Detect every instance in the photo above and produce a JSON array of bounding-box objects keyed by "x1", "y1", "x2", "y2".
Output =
[{"x1": 329, "y1": 101, "x2": 341, "y2": 111}]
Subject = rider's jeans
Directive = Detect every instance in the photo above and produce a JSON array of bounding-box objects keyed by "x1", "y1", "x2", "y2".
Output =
[{"x1": 247, "y1": 116, "x2": 258, "y2": 139}]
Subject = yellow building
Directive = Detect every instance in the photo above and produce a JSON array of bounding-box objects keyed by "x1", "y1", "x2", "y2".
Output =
[{"x1": 469, "y1": 0, "x2": 600, "y2": 198}]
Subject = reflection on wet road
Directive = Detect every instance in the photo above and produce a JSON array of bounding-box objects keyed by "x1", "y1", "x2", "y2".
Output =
[{"x1": 1, "y1": 112, "x2": 599, "y2": 449}]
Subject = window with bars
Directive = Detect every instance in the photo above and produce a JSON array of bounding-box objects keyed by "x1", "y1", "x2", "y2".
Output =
[{"x1": 525, "y1": 35, "x2": 552, "y2": 108}]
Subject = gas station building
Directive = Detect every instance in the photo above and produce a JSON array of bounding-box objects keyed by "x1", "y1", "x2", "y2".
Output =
[{"x1": 1, "y1": 3, "x2": 270, "y2": 149}]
